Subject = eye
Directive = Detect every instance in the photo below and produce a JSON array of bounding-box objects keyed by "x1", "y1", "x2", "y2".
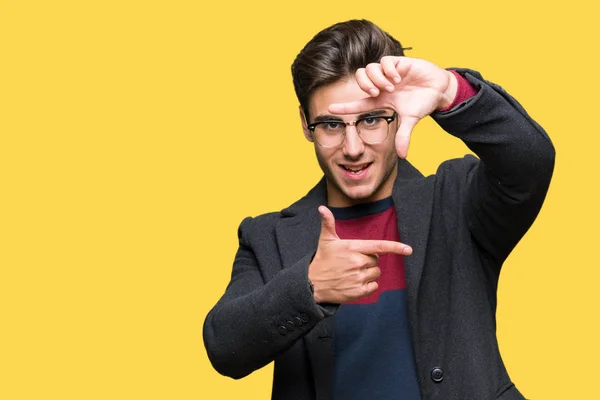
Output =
[
  {"x1": 322, "y1": 121, "x2": 343, "y2": 131},
  {"x1": 358, "y1": 116, "x2": 385, "y2": 130},
  {"x1": 363, "y1": 117, "x2": 377, "y2": 125}
]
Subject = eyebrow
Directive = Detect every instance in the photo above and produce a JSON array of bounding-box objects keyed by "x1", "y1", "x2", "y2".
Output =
[{"x1": 312, "y1": 109, "x2": 389, "y2": 123}]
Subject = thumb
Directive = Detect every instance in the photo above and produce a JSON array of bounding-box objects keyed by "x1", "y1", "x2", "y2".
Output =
[
  {"x1": 318, "y1": 206, "x2": 339, "y2": 241},
  {"x1": 395, "y1": 116, "x2": 418, "y2": 159}
]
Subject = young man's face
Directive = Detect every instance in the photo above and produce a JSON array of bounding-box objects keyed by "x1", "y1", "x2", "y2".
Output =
[{"x1": 301, "y1": 77, "x2": 399, "y2": 208}]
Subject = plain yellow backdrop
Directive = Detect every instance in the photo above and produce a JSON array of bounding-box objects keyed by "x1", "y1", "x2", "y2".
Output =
[{"x1": 1, "y1": 0, "x2": 598, "y2": 399}]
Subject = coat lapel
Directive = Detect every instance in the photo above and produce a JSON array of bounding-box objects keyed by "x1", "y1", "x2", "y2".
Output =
[
  {"x1": 274, "y1": 177, "x2": 326, "y2": 271},
  {"x1": 391, "y1": 159, "x2": 434, "y2": 363}
]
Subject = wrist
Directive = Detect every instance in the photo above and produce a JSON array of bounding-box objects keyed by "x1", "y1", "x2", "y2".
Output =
[
  {"x1": 310, "y1": 280, "x2": 324, "y2": 304},
  {"x1": 437, "y1": 70, "x2": 459, "y2": 111},
  {"x1": 307, "y1": 261, "x2": 321, "y2": 303}
]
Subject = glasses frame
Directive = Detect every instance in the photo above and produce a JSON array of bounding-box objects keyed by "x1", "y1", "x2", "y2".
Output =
[{"x1": 306, "y1": 111, "x2": 398, "y2": 148}]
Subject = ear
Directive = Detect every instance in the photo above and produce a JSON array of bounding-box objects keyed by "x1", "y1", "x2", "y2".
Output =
[{"x1": 299, "y1": 106, "x2": 313, "y2": 142}]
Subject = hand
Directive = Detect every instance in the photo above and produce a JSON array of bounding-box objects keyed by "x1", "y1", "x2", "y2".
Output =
[
  {"x1": 328, "y1": 56, "x2": 458, "y2": 159},
  {"x1": 308, "y1": 206, "x2": 412, "y2": 304}
]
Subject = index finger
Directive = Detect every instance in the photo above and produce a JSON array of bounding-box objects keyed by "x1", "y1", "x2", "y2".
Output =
[{"x1": 351, "y1": 240, "x2": 413, "y2": 256}]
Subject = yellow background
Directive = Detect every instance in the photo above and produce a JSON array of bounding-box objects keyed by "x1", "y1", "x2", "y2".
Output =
[{"x1": 1, "y1": 0, "x2": 598, "y2": 399}]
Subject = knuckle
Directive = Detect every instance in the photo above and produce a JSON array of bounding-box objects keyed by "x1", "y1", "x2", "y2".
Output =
[
  {"x1": 350, "y1": 254, "x2": 364, "y2": 268},
  {"x1": 360, "y1": 285, "x2": 371, "y2": 297},
  {"x1": 357, "y1": 269, "x2": 367, "y2": 282},
  {"x1": 366, "y1": 62, "x2": 380, "y2": 71},
  {"x1": 373, "y1": 267, "x2": 381, "y2": 279}
]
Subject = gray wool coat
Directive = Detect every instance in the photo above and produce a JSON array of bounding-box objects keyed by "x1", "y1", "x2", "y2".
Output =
[{"x1": 203, "y1": 69, "x2": 555, "y2": 400}]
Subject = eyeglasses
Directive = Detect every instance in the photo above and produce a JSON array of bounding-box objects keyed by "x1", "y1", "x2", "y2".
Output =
[{"x1": 307, "y1": 111, "x2": 397, "y2": 148}]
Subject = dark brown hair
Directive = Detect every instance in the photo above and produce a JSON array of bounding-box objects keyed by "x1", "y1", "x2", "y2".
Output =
[{"x1": 291, "y1": 19, "x2": 408, "y2": 121}]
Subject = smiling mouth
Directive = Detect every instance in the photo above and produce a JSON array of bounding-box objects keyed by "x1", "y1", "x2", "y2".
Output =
[{"x1": 340, "y1": 162, "x2": 372, "y2": 174}]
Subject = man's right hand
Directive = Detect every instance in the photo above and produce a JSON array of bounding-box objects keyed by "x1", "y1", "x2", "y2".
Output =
[{"x1": 308, "y1": 206, "x2": 412, "y2": 304}]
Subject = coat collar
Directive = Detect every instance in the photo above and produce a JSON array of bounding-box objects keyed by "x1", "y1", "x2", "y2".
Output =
[{"x1": 274, "y1": 158, "x2": 434, "y2": 399}]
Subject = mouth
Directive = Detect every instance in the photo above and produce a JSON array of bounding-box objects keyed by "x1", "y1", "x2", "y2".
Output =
[{"x1": 339, "y1": 162, "x2": 372, "y2": 180}]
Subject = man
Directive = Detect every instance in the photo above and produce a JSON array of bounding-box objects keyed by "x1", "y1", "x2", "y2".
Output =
[{"x1": 203, "y1": 19, "x2": 554, "y2": 400}]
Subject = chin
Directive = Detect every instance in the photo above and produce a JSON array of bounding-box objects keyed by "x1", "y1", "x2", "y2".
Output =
[
  {"x1": 342, "y1": 185, "x2": 377, "y2": 203},
  {"x1": 324, "y1": 165, "x2": 387, "y2": 206}
]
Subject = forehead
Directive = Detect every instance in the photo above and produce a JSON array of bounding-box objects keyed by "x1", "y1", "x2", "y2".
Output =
[{"x1": 308, "y1": 76, "x2": 368, "y2": 119}]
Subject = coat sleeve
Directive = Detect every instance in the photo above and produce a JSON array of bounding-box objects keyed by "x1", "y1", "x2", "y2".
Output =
[
  {"x1": 203, "y1": 216, "x2": 334, "y2": 379},
  {"x1": 432, "y1": 69, "x2": 555, "y2": 270}
]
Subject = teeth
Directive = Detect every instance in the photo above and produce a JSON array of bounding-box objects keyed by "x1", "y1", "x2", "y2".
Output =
[{"x1": 344, "y1": 165, "x2": 367, "y2": 173}]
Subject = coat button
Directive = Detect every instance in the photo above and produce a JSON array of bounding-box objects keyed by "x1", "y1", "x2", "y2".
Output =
[
  {"x1": 430, "y1": 367, "x2": 443, "y2": 383},
  {"x1": 293, "y1": 317, "x2": 303, "y2": 326},
  {"x1": 300, "y1": 313, "x2": 309, "y2": 322},
  {"x1": 285, "y1": 321, "x2": 296, "y2": 331},
  {"x1": 278, "y1": 326, "x2": 288, "y2": 336}
]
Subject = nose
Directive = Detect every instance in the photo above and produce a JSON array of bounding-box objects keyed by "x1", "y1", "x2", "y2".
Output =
[{"x1": 342, "y1": 125, "x2": 365, "y2": 159}]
